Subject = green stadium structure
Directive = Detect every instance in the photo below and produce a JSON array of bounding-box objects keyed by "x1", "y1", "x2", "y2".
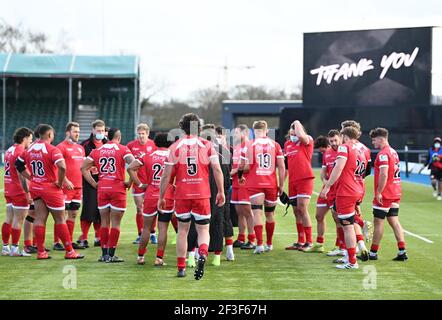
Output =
[{"x1": 0, "y1": 53, "x2": 140, "y2": 158}]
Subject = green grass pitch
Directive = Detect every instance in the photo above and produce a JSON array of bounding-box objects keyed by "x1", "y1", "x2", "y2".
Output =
[{"x1": 1, "y1": 168, "x2": 441, "y2": 300}]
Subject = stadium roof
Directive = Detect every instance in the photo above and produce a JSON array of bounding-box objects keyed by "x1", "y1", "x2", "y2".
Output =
[{"x1": 0, "y1": 53, "x2": 139, "y2": 78}]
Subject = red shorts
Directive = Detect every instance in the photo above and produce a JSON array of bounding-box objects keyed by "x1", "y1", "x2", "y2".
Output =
[
  {"x1": 63, "y1": 187, "x2": 82, "y2": 204},
  {"x1": 30, "y1": 185, "x2": 65, "y2": 211},
  {"x1": 248, "y1": 188, "x2": 278, "y2": 204},
  {"x1": 335, "y1": 196, "x2": 360, "y2": 217},
  {"x1": 372, "y1": 198, "x2": 401, "y2": 212},
  {"x1": 132, "y1": 185, "x2": 146, "y2": 197},
  {"x1": 231, "y1": 187, "x2": 250, "y2": 205},
  {"x1": 316, "y1": 193, "x2": 335, "y2": 209},
  {"x1": 143, "y1": 198, "x2": 174, "y2": 217},
  {"x1": 288, "y1": 178, "x2": 314, "y2": 200},
  {"x1": 5, "y1": 194, "x2": 29, "y2": 210},
  {"x1": 175, "y1": 198, "x2": 211, "y2": 221},
  {"x1": 97, "y1": 190, "x2": 127, "y2": 211}
]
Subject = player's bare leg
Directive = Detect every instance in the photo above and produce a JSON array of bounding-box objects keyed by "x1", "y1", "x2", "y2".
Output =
[
  {"x1": 236, "y1": 204, "x2": 256, "y2": 249},
  {"x1": 297, "y1": 197, "x2": 313, "y2": 251},
  {"x1": 234, "y1": 209, "x2": 247, "y2": 247},
  {"x1": 99, "y1": 208, "x2": 111, "y2": 261},
  {"x1": 23, "y1": 209, "x2": 36, "y2": 253},
  {"x1": 33, "y1": 199, "x2": 51, "y2": 259},
  {"x1": 285, "y1": 204, "x2": 305, "y2": 250},
  {"x1": 387, "y1": 211, "x2": 408, "y2": 261},
  {"x1": 194, "y1": 221, "x2": 210, "y2": 280},
  {"x1": 50, "y1": 207, "x2": 83, "y2": 259},
  {"x1": 133, "y1": 195, "x2": 144, "y2": 244},
  {"x1": 336, "y1": 223, "x2": 358, "y2": 269},
  {"x1": 304, "y1": 205, "x2": 328, "y2": 253},
  {"x1": 10, "y1": 208, "x2": 30, "y2": 257},
  {"x1": 176, "y1": 220, "x2": 190, "y2": 277},
  {"x1": 1, "y1": 205, "x2": 14, "y2": 256},
  {"x1": 106, "y1": 209, "x2": 125, "y2": 263},
  {"x1": 155, "y1": 218, "x2": 170, "y2": 266},
  {"x1": 327, "y1": 208, "x2": 346, "y2": 257},
  {"x1": 264, "y1": 201, "x2": 276, "y2": 252},
  {"x1": 137, "y1": 215, "x2": 154, "y2": 265},
  {"x1": 251, "y1": 194, "x2": 265, "y2": 254}
]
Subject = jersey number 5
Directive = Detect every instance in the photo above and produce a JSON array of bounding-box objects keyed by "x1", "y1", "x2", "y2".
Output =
[{"x1": 186, "y1": 157, "x2": 197, "y2": 176}]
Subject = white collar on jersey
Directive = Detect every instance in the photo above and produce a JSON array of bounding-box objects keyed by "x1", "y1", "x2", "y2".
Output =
[
  {"x1": 252, "y1": 137, "x2": 274, "y2": 147},
  {"x1": 28, "y1": 142, "x2": 48, "y2": 154},
  {"x1": 153, "y1": 149, "x2": 170, "y2": 157},
  {"x1": 176, "y1": 137, "x2": 206, "y2": 149},
  {"x1": 100, "y1": 143, "x2": 120, "y2": 150}
]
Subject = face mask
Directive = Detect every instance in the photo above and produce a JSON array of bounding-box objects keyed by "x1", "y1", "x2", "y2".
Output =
[
  {"x1": 95, "y1": 133, "x2": 105, "y2": 140},
  {"x1": 290, "y1": 135, "x2": 299, "y2": 143},
  {"x1": 435, "y1": 143, "x2": 441, "y2": 149}
]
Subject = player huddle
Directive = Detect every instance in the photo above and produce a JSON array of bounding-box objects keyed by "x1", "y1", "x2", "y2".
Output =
[{"x1": 2, "y1": 113, "x2": 407, "y2": 280}]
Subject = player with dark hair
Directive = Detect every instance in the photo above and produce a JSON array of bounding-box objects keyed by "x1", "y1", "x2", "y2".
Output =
[
  {"x1": 320, "y1": 126, "x2": 366, "y2": 269},
  {"x1": 15, "y1": 124, "x2": 84, "y2": 260},
  {"x1": 2, "y1": 127, "x2": 34, "y2": 257},
  {"x1": 78, "y1": 119, "x2": 108, "y2": 248},
  {"x1": 53, "y1": 122, "x2": 85, "y2": 251},
  {"x1": 369, "y1": 128, "x2": 407, "y2": 261},
  {"x1": 82, "y1": 128, "x2": 135, "y2": 263},
  {"x1": 128, "y1": 132, "x2": 175, "y2": 266},
  {"x1": 158, "y1": 113, "x2": 225, "y2": 279}
]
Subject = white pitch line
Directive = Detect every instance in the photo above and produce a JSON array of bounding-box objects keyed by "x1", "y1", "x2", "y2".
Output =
[{"x1": 403, "y1": 229, "x2": 434, "y2": 244}]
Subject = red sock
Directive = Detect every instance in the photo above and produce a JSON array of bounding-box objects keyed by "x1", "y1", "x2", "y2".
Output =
[
  {"x1": 237, "y1": 233, "x2": 246, "y2": 242},
  {"x1": 316, "y1": 236, "x2": 324, "y2": 244},
  {"x1": 356, "y1": 234, "x2": 364, "y2": 243},
  {"x1": 136, "y1": 214, "x2": 144, "y2": 235},
  {"x1": 397, "y1": 241, "x2": 406, "y2": 250},
  {"x1": 371, "y1": 244, "x2": 379, "y2": 252},
  {"x1": 34, "y1": 225, "x2": 46, "y2": 253},
  {"x1": 138, "y1": 247, "x2": 147, "y2": 256},
  {"x1": 100, "y1": 227, "x2": 110, "y2": 248},
  {"x1": 304, "y1": 226, "x2": 313, "y2": 244},
  {"x1": 80, "y1": 220, "x2": 91, "y2": 241},
  {"x1": 171, "y1": 215, "x2": 178, "y2": 232},
  {"x1": 66, "y1": 220, "x2": 75, "y2": 240},
  {"x1": 296, "y1": 223, "x2": 305, "y2": 244},
  {"x1": 2, "y1": 222, "x2": 12, "y2": 245},
  {"x1": 248, "y1": 233, "x2": 256, "y2": 243},
  {"x1": 198, "y1": 243, "x2": 209, "y2": 257},
  {"x1": 265, "y1": 221, "x2": 275, "y2": 245},
  {"x1": 156, "y1": 249, "x2": 164, "y2": 259},
  {"x1": 11, "y1": 228, "x2": 21, "y2": 246},
  {"x1": 24, "y1": 239, "x2": 33, "y2": 247},
  {"x1": 53, "y1": 224, "x2": 60, "y2": 243},
  {"x1": 55, "y1": 224, "x2": 73, "y2": 252},
  {"x1": 337, "y1": 227, "x2": 346, "y2": 249},
  {"x1": 347, "y1": 247, "x2": 357, "y2": 264},
  {"x1": 108, "y1": 228, "x2": 120, "y2": 248},
  {"x1": 225, "y1": 238, "x2": 233, "y2": 246},
  {"x1": 177, "y1": 257, "x2": 186, "y2": 269},
  {"x1": 150, "y1": 216, "x2": 157, "y2": 233},
  {"x1": 254, "y1": 225, "x2": 263, "y2": 246},
  {"x1": 93, "y1": 221, "x2": 101, "y2": 239}
]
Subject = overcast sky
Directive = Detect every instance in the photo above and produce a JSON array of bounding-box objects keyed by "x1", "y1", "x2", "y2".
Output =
[{"x1": 2, "y1": 0, "x2": 441, "y2": 102}]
